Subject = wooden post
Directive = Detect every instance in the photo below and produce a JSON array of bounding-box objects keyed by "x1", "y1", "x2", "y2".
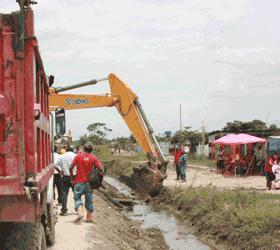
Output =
[
  {"x1": 244, "y1": 152, "x2": 256, "y2": 178},
  {"x1": 202, "y1": 120, "x2": 205, "y2": 156}
]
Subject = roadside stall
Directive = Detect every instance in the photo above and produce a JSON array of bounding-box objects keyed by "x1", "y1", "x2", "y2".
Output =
[{"x1": 211, "y1": 133, "x2": 267, "y2": 177}]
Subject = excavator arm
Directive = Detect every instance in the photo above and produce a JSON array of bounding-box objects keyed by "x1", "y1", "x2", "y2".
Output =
[{"x1": 50, "y1": 73, "x2": 165, "y2": 161}]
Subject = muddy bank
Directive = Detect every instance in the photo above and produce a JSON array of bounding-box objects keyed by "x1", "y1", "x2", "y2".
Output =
[
  {"x1": 105, "y1": 176, "x2": 214, "y2": 250},
  {"x1": 101, "y1": 159, "x2": 221, "y2": 249},
  {"x1": 93, "y1": 180, "x2": 169, "y2": 249},
  {"x1": 136, "y1": 187, "x2": 231, "y2": 250}
]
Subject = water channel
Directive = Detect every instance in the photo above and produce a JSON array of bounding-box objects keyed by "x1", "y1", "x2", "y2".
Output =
[{"x1": 104, "y1": 176, "x2": 214, "y2": 250}]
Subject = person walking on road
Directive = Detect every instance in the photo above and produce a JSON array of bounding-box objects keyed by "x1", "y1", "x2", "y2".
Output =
[
  {"x1": 179, "y1": 149, "x2": 187, "y2": 182},
  {"x1": 75, "y1": 145, "x2": 83, "y2": 155},
  {"x1": 70, "y1": 141, "x2": 103, "y2": 223},
  {"x1": 174, "y1": 146, "x2": 181, "y2": 180},
  {"x1": 59, "y1": 146, "x2": 77, "y2": 216},
  {"x1": 53, "y1": 146, "x2": 63, "y2": 205},
  {"x1": 264, "y1": 156, "x2": 276, "y2": 190}
]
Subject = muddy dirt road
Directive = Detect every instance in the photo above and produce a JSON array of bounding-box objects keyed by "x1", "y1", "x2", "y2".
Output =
[{"x1": 164, "y1": 162, "x2": 280, "y2": 193}]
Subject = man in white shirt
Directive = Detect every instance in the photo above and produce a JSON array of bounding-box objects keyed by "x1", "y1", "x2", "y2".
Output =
[
  {"x1": 59, "y1": 146, "x2": 77, "y2": 216},
  {"x1": 53, "y1": 146, "x2": 63, "y2": 205}
]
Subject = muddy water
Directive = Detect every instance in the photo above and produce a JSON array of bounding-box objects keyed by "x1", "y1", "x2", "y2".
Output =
[{"x1": 104, "y1": 176, "x2": 213, "y2": 250}]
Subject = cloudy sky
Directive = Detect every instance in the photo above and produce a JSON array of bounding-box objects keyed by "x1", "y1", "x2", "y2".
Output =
[{"x1": 2, "y1": 0, "x2": 280, "y2": 140}]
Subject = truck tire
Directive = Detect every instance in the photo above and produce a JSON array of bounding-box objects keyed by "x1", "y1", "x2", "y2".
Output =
[
  {"x1": 26, "y1": 222, "x2": 47, "y2": 250},
  {"x1": 3, "y1": 222, "x2": 46, "y2": 250},
  {"x1": 46, "y1": 200, "x2": 55, "y2": 246}
]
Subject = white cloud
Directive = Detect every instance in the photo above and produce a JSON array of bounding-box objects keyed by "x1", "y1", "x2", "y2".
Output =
[
  {"x1": 45, "y1": 50, "x2": 76, "y2": 58},
  {"x1": 220, "y1": 47, "x2": 270, "y2": 58},
  {"x1": 210, "y1": 79, "x2": 233, "y2": 92}
]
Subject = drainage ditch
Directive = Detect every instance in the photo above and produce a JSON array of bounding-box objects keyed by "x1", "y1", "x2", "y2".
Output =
[{"x1": 104, "y1": 176, "x2": 213, "y2": 250}]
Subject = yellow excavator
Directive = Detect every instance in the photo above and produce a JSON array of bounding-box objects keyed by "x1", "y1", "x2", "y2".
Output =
[{"x1": 50, "y1": 73, "x2": 168, "y2": 195}]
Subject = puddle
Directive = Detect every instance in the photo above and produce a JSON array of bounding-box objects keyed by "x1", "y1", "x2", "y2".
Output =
[{"x1": 104, "y1": 176, "x2": 213, "y2": 250}]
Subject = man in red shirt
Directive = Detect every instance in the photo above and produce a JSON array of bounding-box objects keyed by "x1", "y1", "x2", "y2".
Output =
[
  {"x1": 174, "y1": 146, "x2": 181, "y2": 180},
  {"x1": 70, "y1": 141, "x2": 103, "y2": 223},
  {"x1": 264, "y1": 156, "x2": 275, "y2": 190}
]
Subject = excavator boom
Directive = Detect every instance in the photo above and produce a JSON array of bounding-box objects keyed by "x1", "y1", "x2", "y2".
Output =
[
  {"x1": 50, "y1": 73, "x2": 168, "y2": 195},
  {"x1": 49, "y1": 93, "x2": 119, "y2": 111},
  {"x1": 50, "y1": 73, "x2": 165, "y2": 160}
]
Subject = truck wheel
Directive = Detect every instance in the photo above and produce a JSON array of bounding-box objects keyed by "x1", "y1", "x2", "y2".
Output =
[
  {"x1": 46, "y1": 200, "x2": 56, "y2": 246},
  {"x1": 26, "y1": 222, "x2": 47, "y2": 250},
  {"x1": 3, "y1": 222, "x2": 46, "y2": 250}
]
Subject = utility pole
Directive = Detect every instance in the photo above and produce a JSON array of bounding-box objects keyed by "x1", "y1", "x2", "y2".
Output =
[
  {"x1": 180, "y1": 104, "x2": 182, "y2": 147},
  {"x1": 180, "y1": 104, "x2": 182, "y2": 131},
  {"x1": 202, "y1": 120, "x2": 205, "y2": 156}
]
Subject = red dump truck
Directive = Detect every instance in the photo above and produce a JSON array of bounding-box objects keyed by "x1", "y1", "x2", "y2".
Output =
[{"x1": 0, "y1": 1, "x2": 56, "y2": 249}]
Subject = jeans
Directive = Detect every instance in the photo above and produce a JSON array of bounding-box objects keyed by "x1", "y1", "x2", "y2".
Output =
[
  {"x1": 74, "y1": 182, "x2": 94, "y2": 213},
  {"x1": 53, "y1": 174, "x2": 62, "y2": 203},
  {"x1": 61, "y1": 176, "x2": 75, "y2": 213},
  {"x1": 175, "y1": 164, "x2": 181, "y2": 179},
  {"x1": 180, "y1": 166, "x2": 186, "y2": 180},
  {"x1": 236, "y1": 163, "x2": 242, "y2": 176}
]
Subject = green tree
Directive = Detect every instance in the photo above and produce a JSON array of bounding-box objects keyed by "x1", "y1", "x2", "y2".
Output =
[
  {"x1": 82, "y1": 122, "x2": 112, "y2": 145},
  {"x1": 79, "y1": 133, "x2": 88, "y2": 146},
  {"x1": 222, "y1": 119, "x2": 268, "y2": 131},
  {"x1": 223, "y1": 120, "x2": 243, "y2": 131},
  {"x1": 269, "y1": 124, "x2": 278, "y2": 130},
  {"x1": 171, "y1": 127, "x2": 203, "y2": 147},
  {"x1": 129, "y1": 134, "x2": 137, "y2": 143},
  {"x1": 155, "y1": 133, "x2": 166, "y2": 143}
]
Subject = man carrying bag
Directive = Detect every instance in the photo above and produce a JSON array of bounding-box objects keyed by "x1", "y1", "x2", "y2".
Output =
[{"x1": 70, "y1": 141, "x2": 103, "y2": 223}]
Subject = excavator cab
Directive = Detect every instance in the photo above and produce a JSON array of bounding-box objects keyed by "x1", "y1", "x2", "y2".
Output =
[{"x1": 55, "y1": 107, "x2": 66, "y2": 136}]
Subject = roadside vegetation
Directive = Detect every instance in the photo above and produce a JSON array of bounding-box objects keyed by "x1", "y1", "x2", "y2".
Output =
[
  {"x1": 187, "y1": 153, "x2": 213, "y2": 168},
  {"x1": 90, "y1": 146, "x2": 280, "y2": 250},
  {"x1": 147, "y1": 185, "x2": 280, "y2": 250}
]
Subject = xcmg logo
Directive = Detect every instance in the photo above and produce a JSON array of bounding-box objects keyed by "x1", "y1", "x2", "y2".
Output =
[{"x1": 66, "y1": 98, "x2": 89, "y2": 105}]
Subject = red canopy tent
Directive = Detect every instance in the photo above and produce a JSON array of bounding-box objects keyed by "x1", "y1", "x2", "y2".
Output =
[{"x1": 211, "y1": 133, "x2": 267, "y2": 176}]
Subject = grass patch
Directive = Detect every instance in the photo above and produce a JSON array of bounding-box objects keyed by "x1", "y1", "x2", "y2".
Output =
[
  {"x1": 126, "y1": 152, "x2": 147, "y2": 161},
  {"x1": 187, "y1": 153, "x2": 213, "y2": 168},
  {"x1": 150, "y1": 186, "x2": 280, "y2": 250},
  {"x1": 93, "y1": 145, "x2": 139, "y2": 178}
]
